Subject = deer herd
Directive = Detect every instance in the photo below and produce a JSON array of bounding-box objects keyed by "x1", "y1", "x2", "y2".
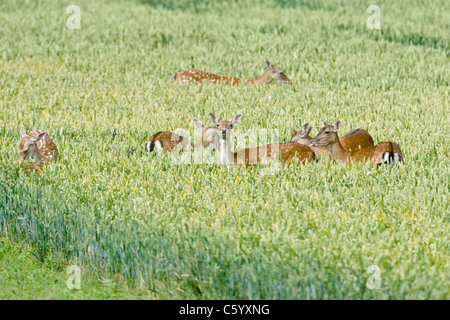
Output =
[{"x1": 16, "y1": 58, "x2": 404, "y2": 173}]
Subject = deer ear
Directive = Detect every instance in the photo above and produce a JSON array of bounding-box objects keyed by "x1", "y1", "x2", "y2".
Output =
[
  {"x1": 232, "y1": 114, "x2": 242, "y2": 126},
  {"x1": 291, "y1": 129, "x2": 298, "y2": 137},
  {"x1": 194, "y1": 119, "x2": 204, "y2": 131},
  {"x1": 209, "y1": 113, "x2": 219, "y2": 126},
  {"x1": 321, "y1": 120, "x2": 327, "y2": 127},
  {"x1": 20, "y1": 124, "x2": 27, "y2": 137},
  {"x1": 333, "y1": 121, "x2": 340, "y2": 132},
  {"x1": 31, "y1": 132, "x2": 46, "y2": 143},
  {"x1": 301, "y1": 123, "x2": 312, "y2": 137},
  {"x1": 264, "y1": 58, "x2": 275, "y2": 72}
]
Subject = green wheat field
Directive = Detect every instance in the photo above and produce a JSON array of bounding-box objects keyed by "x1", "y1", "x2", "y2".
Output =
[{"x1": 0, "y1": 0, "x2": 449, "y2": 299}]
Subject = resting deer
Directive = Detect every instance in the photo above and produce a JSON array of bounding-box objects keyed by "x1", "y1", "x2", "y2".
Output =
[
  {"x1": 210, "y1": 113, "x2": 316, "y2": 169},
  {"x1": 173, "y1": 58, "x2": 291, "y2": 86},
  {"x1": 310, "y1": 121, "x2": 403, "y2": 166},
  {"x1": 145, "y1": 119, "x2": 219, "y2": 154},
  {"x1": 17, "y1": 125, "x2": 59, "y2": 163},
  {"x1": 291, "y1": 123, "x2": 374, "y2": 157}
]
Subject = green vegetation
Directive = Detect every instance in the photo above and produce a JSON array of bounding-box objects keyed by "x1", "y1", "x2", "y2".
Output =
[
  {"x1": 0, "y1": 0, "x2": 449, "y2": 299},
  {"x1": 0, "y1": 236, "x2": 153, "y2": 299}
]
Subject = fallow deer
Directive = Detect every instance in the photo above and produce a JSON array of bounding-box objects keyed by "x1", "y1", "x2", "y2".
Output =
[
  {"x1": 173, "y1": 58, "x2": 291, "y2": 86},
  {"x1": 210, "y1": 113, "x2": 316, "y2": 169},
  {"x1": 291, "y1": 123, "x2": 374, "y2": 157},
  {"x1": 145, "y1": 131, "x2": 191, "y2": 154},
  {"x1": 17, "y1": 125, "x2": 59, "y2": 163},
  {"x1": 145, "y1": 119, "x2": 219, "y2": 154},
  {"x1": 310, "y1": 121, "x2": 403, "y2": 166}
]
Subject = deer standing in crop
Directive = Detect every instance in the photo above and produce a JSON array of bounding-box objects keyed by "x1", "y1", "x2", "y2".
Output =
[
  {"x1": 145, "y1": 119, "x2": 220, "y2": 154},
  {"x1": 310, "y1": 121, "x2": 403, "y2": 166},
  {"x1": 17, "y1": 125, "x2": 59, "y2": 163},
  {"x1": 173, "y1": 58, "x2": 291, "y2": 86},
  {"x1": 291, "y1": 123, "x2": 374, "y2": 157},
  {"x1": 210, "y1": 113, "x2": 316, "y2": 169}
]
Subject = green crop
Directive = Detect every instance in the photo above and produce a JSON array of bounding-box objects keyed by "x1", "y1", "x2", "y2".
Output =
[{"x1": 0, "y1": 0, "x2": 448, "y2": 299}]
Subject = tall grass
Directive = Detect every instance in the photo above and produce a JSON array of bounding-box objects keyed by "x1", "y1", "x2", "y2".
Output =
[{"x1": 0, "y1": 0, "x2": 449, "y2": 299}]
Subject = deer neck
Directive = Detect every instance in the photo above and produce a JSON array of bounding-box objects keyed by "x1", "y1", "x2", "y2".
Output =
[
  {"x1": 302, "y1": 135, "x2": 313, "y2": 145},
  {"x1": 219, "y1": 134, "x2": 234, "y2": 166},
  {"x1": 327, "y1": 138, "x2": 350, "y2": 163},
  {"x1": 245, "y1": 70, "x2": 271, "y2": 86}
]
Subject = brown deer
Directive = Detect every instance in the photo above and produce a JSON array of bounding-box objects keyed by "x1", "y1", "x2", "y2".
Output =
[
  {"x1": 145, "y1": 119, "x2": 219, "y2": 154},
  {"x1": 17, "y1": 125, "x2": 59, "y2": 163},
  {"x1": 173, "y1": 58, "x2": 291, "y2": 86},
  {"x1": 210, "y1": 113, "x2": 316, "y2": 169},
  {"x1": 310, "y1": 121, "x2": 403, "y2": 166},
  {"x1": 291, "y1": 123, "x2": 374, "y2": 157}
]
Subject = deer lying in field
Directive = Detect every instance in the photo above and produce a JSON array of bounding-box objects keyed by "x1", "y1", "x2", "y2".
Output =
[
  {"x1": 210, "y1": 113, "x2": 316, "y2": 169},
  {"x1": 17, "y1": 125, "x2": 59, "y2": 163},
  {"x1": 310, "y1": 121, "x2": 403, "y2": 166},
  {"x1": 291, "y1": 123, "x2": 374, "y2": 157},
  {"x1": 145, "y1": 119, "x2": 219, "y2": 154},
  {"x1": 173, "y1": 58, "x2": 291, "y2": 86}
]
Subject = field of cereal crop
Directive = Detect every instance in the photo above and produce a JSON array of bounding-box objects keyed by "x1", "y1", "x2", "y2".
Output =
[{"x1": 0, "y1": 0, "x2": 448, "y2": 299}]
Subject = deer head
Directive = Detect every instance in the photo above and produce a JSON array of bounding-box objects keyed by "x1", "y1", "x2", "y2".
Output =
[
  {"x1": 290, "y1": 123, "x2": 313, "y2": 145},
  {"x1": 310, "y1": 121, "x2": 341, "y2": 147},
  {"x1": 209, "y1": 113, "x2": 242, "y2": 140},
  {"x1": 17, "y1": 125, "x2": 47, "y2": 161},
  {"x1": 263, "y1": 58, "x2": 291, "y2": 85}
]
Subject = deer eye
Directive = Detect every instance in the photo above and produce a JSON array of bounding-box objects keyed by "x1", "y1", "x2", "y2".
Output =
[
  {"x1": 230, "y1": 124, "x2": 234, "y2": 128},
  {"x1": 325, "y1": 131, "x2": 330, "y2": 134}
]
